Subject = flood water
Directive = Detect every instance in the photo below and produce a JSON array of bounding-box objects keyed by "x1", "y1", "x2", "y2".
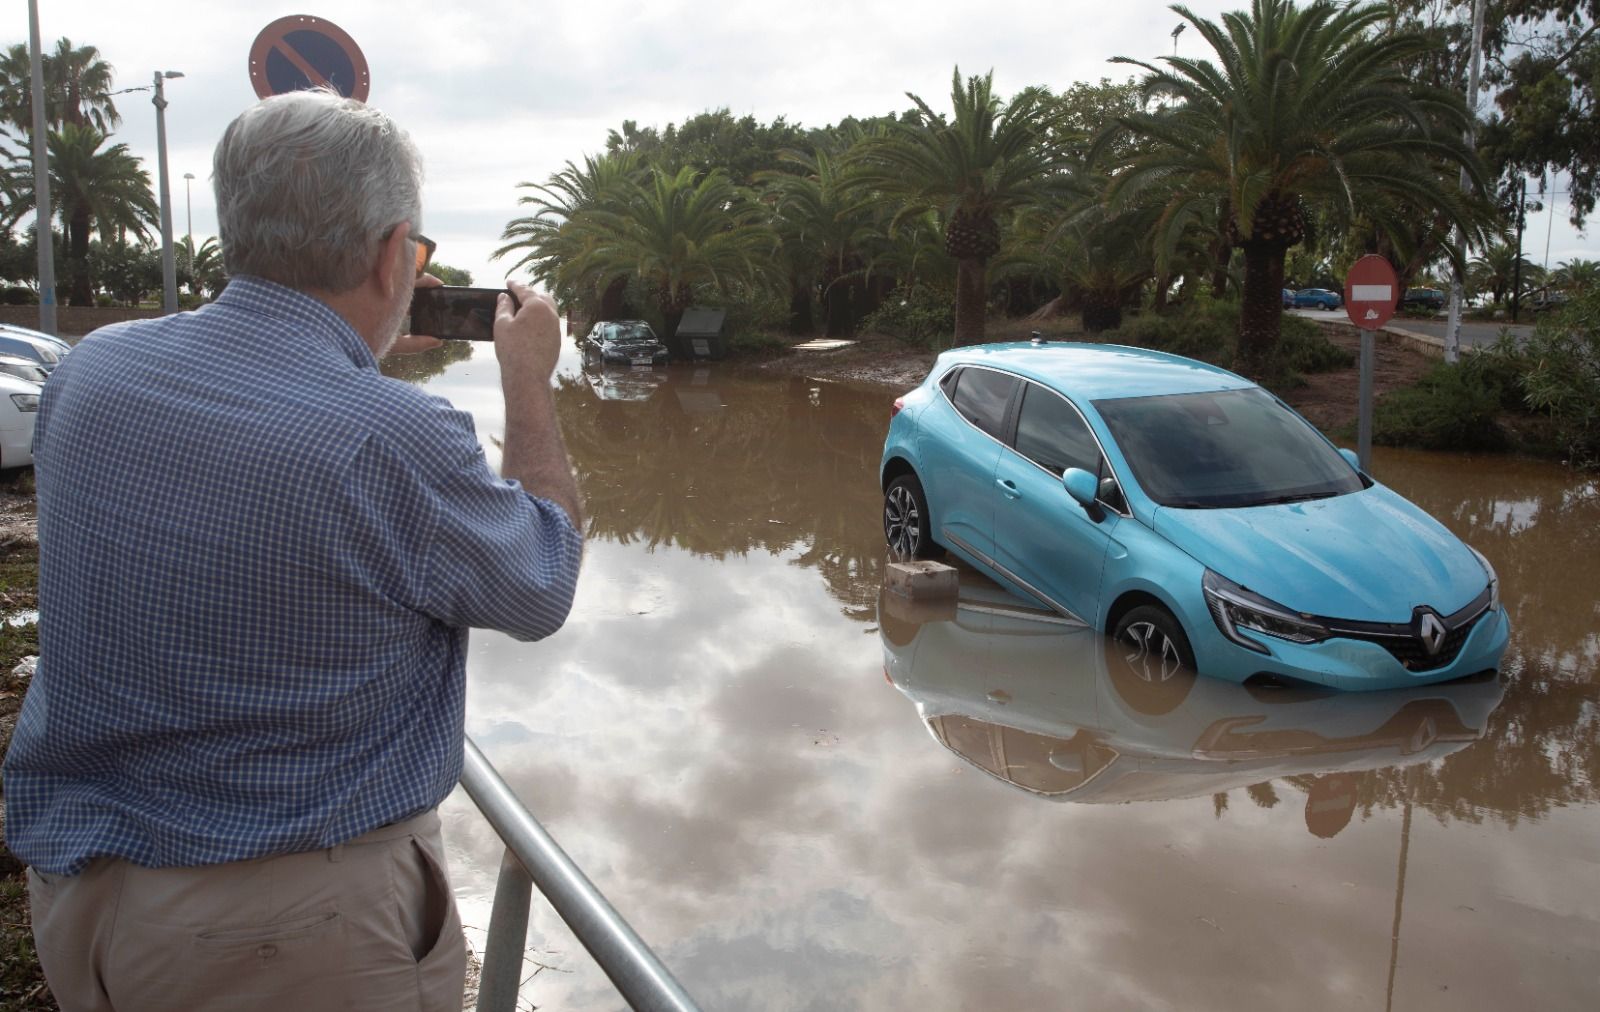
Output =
[{"x1": 391, "y1": 342, "x2": 1599, "y2": 1011}]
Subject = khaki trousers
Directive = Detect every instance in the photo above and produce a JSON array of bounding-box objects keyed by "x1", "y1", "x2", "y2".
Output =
[{"x1": 27, "y1": 809, "x2": 468, "y2": 1012}]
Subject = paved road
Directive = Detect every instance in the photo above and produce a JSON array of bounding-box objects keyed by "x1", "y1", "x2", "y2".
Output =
[{"x1": 1288, "y1": 308, "x2": 1533, "y2": 349}]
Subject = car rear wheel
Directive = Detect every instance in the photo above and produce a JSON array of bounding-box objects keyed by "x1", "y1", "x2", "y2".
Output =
[
  {"x1": 883, "y1": 474, "x2": 943, "y2": 560},
  {"x1": 1113, "y1": 605, "x2": 1196, "y2": 685}
]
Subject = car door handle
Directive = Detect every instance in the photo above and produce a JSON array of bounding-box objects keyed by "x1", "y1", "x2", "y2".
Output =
[{"x1": 996, "y1": 478, "x2": 1021, "y2": 500}]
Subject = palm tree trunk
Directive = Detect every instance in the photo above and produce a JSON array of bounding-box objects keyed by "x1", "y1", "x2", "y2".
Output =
[
  {"x1": 954, "y1": 257, "x2": 987, "y2": 344},
  {"x1": 824, "y1": 280, "x2": 852, "y2": 338},
  {"x1": 788, "y1": 278, "x2": 814, "y2": 335},
  {"x1": 1237, "y1": 242, "x2": 1287, "y2": 378},
  {"x1": 1082, "y1": 290, "x2": 1123, "y2": 333},
  {"x1": 598, "y1": 276, "x2": 628, "y2": 321},
  {"x1": 1153, "y1": 272, "x2": 1171, "y2": 312},
  {"x1": 68, "y1": 207, "x2": 93, "y2": 306}
]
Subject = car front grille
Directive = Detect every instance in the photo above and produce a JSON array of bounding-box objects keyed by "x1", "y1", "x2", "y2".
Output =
[{"x1": 1323, "y1": 586, "x2": 1493, "y2": 672}]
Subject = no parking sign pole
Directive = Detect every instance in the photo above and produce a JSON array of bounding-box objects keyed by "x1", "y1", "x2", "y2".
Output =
[{"x1": 1344, "y1": 255, "x2": 1399, "y2": 472}]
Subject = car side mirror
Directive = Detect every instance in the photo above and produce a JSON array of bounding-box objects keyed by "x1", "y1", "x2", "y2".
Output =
[
  {"x1": 1338, "y1": 448, "x2": 1361, "y2": 471},
  {"x1": 1063, "y1": 467, "x2": 1098, "y2": 509}
]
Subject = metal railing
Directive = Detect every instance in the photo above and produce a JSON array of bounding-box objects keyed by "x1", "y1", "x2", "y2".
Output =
[{"x1": 459, "y1": 737, "x2": 703, "y2": 1012}]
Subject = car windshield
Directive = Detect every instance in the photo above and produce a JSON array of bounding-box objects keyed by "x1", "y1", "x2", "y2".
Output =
[
  {"x1": 1094, "y1": 387, "x2": 1364, "y2": 509},
  {"x1": 0, "y1": 362, "x2": 46, "y2": 383},
  {"x1": 604, "y1": 323, "x2": 657, "y2": 346}
]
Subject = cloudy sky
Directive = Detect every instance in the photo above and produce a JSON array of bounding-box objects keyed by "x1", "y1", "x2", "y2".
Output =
[{"x1": 19, "y1": 0, "x2": 1597, "y2": 285}]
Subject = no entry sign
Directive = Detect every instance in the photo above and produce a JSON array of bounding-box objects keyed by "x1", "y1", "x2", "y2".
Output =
[
  {"x1": 1343, "y1": 254, "x2": 1399, "y2": 331},
  {"x1": 249, "y1": 15, "x2": 370, "y2": 102}
]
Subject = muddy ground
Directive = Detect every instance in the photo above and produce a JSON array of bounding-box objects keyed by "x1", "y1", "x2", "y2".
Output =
[{"x1": 757, "y1": 328, "x2": 1435, "y2": 439}]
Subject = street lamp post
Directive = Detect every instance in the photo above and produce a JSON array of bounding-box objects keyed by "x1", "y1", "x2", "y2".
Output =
[
  {"x1": 26, "y1": 0, "x2": 56, "y2": 335},
  {"x1": 153, "y1": 70, "x2": 185, "y2": 314},
  {"x1": 183, "y1": 172, "x2": 195, "y2": 251}
]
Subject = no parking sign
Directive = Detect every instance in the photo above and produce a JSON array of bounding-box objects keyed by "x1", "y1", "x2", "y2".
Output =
[{"x1": 248, "y1": 15, "x2": 370, "y2": 101}]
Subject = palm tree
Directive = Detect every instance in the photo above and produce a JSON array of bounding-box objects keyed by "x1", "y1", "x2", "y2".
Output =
[
  {"x1": 0, "y1": 38, "x2": 120, "y2": 135},
  {"x1": 757, "y1": 146, "x2": 880, "y2": 337},
  {"x1": 6, "y1": 124, "x2": 158, "y2": 305},
  {"x1": 179, "y1": 235, "x2": 226, "y2": 299},
  {"x1": 1468, "y1": 241, "x2": 1541, "y2": 307},
  {"x1": 494, "y1": 151, "x2": 642, "y2": 320},
  {"x1": 548, "y1": 166, "x2": 777, "y2": 339},
  {"x1": 1550, "y1": 257, "x2": 1599, "y2": 293},
  {"x1": 1102, "y1": 0, "x2": 1487, "y2": 375},
  {"x1": 851, "y1": 68, "x2": 1077, "y2": 343}
]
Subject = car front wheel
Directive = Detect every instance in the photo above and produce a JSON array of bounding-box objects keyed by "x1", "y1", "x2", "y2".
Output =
[
  {"x1": 883, "y1": 473, "x2": 943, "y2": 560},
  {"x1": 1113, "y1": 605, "x2": 1196, "y2": 685}
]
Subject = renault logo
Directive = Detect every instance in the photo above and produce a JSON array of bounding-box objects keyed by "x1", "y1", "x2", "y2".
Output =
[{"x1": 1417, "y1": 611, "x2": 1448, "y2": 656}]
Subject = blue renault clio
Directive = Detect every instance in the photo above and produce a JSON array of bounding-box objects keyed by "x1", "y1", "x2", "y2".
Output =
[{"x1": 879, "y1": 342, "x2": 1510, "y2": 691}]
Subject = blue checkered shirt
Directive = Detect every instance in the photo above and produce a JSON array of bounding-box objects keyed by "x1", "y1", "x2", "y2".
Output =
[{"x1": 3, "y1": 277, "x2": 582, "y2": 874}]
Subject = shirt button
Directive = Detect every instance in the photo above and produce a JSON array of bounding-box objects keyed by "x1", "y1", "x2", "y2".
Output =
[{"x1": 256, "y1": 944, "x2": 278, "y2": 959}]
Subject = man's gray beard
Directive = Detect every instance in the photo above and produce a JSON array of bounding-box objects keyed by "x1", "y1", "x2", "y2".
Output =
[{"x1": 374, "y1": 286, "x2": 414, "y2": 358}]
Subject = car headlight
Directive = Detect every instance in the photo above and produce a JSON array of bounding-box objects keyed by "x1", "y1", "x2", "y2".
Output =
[
  {"x1": 9, "y1": 392, "x2": 39, "y2": 412},
  {"x1": 1202, "y1": 570, "x2": 1329, "y2": 653},
  {"x1": 1467, "y1": 546, "x2": 1500, "y2": 612}
]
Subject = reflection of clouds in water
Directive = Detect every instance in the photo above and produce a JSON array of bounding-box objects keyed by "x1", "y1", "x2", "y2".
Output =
[
  {"x1": 439, "y1": 538, "x2": 1595, "y2": 1010},
  {"x1": 420, "y1": 403, "x2": 1600, "y2": 1010}
]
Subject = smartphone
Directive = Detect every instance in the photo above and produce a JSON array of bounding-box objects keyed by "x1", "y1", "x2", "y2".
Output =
[{"x1": 409, "y1": 286, "x2": 520, "y2": 341}]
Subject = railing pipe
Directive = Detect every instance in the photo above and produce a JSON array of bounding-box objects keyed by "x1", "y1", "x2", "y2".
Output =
[
  {"x1": 459, "y1": 737, "x2": 702, "y2": 1012},
  {"x1": 477, "y1": 851, "x2": 533, "y2": 1012}
]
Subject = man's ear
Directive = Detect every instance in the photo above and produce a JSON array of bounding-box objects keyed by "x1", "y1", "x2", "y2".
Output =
[{"x1": 373, "y1": 221, "x2": 412, "y2": 298}]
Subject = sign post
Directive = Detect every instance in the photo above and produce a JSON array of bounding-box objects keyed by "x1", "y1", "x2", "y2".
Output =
[
  {"x1": 1343, "y1": 254, "x2": 1400, "y2": 472},
  {"x1": 249, "y1": 15, "x2": 370, "y2": 101}
]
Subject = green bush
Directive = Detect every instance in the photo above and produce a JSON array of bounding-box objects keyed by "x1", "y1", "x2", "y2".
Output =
[
  {"x1": 859, "y1": 284, "x2": 956, "y2": 348},
  {"x1": 1519, "y1": 287, "x2": 1600, "y2": 468},
  {"x1": 1373, "y1": 362, "x2": 1509, "y2": 451},
  {"x1": 0, "y1": 286, "x2": 34, "y2": 306},
  {"x1": 1100, "y1": 302, "x2": 1351, "y2": 384}
]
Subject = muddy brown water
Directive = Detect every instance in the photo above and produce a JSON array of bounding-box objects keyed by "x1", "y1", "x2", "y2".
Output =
[{"x1": 391, "y1": 344, "x2": 1599, "y2": 1011}]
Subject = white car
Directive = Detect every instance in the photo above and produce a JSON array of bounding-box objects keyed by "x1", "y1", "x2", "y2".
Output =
[
  {"x1": 0, "y1": 354, "x2": 51, "y2": 386},
  {"x1": 0, "y1": 372, "x2": 42, "y2": 470},
  {"x1": 0, "y1": 324, "x2": 70, "y2": 374}
]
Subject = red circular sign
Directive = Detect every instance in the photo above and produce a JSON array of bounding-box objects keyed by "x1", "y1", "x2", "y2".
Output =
[
  {"x1": 1343, "y1": 254, "x2": 1399, "y2": 331},
  {"x1": 249, "y1": 15, "x2": 370, "y2": 102}
]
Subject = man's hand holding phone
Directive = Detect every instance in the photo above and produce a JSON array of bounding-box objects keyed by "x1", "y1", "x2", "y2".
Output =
[{"x1": 494, "y1": 281, "x2": 561, "y2": 383}]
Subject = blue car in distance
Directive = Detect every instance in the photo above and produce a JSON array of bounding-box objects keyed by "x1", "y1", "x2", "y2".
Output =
[
  {"x1": 879, "y1": 342, "x2": 1510, "y2": 691},
  {"x1": 1292, "y1": 288, "x2": 1343, "y2": 310}
]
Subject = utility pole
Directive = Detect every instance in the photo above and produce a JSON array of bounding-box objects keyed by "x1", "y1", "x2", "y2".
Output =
[
  {"x1": 154, "y1": 71, "x2": 182, "y2": 314},
  {"x1": 1444, "y1": 0, "x2": 1486, "y2": 363},
  {"x1": 27, "y1": 0, "x2": 56, "y2": 335},
  {"x1": 1510, "y1": 178, "x2": 1527, "y2": 323}
]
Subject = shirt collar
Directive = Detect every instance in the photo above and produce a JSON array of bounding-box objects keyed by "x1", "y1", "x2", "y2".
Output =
[{"x1": 215, "y1": 275, "x2": 378, "y2": 369}]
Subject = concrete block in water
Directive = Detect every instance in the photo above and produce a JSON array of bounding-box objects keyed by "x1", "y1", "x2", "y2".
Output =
[{"x1": 884, "y1": 560, "x2": 958, "y2": 600}]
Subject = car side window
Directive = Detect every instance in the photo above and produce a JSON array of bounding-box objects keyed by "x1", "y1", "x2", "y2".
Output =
[
  {"x1": 1014, "y1": 382, "x2": 1100, "y2": 476},
  {"x1": 948, "y1": 368, "x2": 1016, "y2": 439}
]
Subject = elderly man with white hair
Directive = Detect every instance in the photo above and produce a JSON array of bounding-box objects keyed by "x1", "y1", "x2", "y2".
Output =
[{"x1": 3, "y1": 90, "x2": 583, "y2": 1011}]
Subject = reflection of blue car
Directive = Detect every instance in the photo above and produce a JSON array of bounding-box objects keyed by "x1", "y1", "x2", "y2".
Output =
[
  {"x1": 1292, "y1": 288, "x2": 1342, "y2": 310},
  {"x1": 879, "y1": 343, "x2": 1510, "y2": 690},
  {"x1": 878, "y1": 578, "x2": 1505, "y2": 810}
]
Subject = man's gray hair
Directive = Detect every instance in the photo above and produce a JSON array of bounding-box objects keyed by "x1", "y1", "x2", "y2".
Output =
[{"x1": 213, "y1": 90, "x2": 423, "y2": 293}]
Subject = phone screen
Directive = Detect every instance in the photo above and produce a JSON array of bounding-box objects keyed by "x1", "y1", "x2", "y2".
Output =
[{"x1": 409, "y1": 286, "x2": 518, "y2": 341}]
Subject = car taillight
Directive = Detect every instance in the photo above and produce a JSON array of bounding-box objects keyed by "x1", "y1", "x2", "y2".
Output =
[{"x1": 891, "y1": 397, "x2": 906, "y2": 418}]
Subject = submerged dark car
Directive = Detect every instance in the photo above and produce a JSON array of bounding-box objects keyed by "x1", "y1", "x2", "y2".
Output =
[{"x1": 583, "y1": 320, "x2": 670, "y2": 367}]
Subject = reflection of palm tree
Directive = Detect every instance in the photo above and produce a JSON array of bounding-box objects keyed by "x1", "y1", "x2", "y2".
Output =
[
  {"x1": 553, "y1": 371, "x2": 890, "y2": 619},
  {"x1": 378, "y1": 339, "x2": 472, "y2": 384}
]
